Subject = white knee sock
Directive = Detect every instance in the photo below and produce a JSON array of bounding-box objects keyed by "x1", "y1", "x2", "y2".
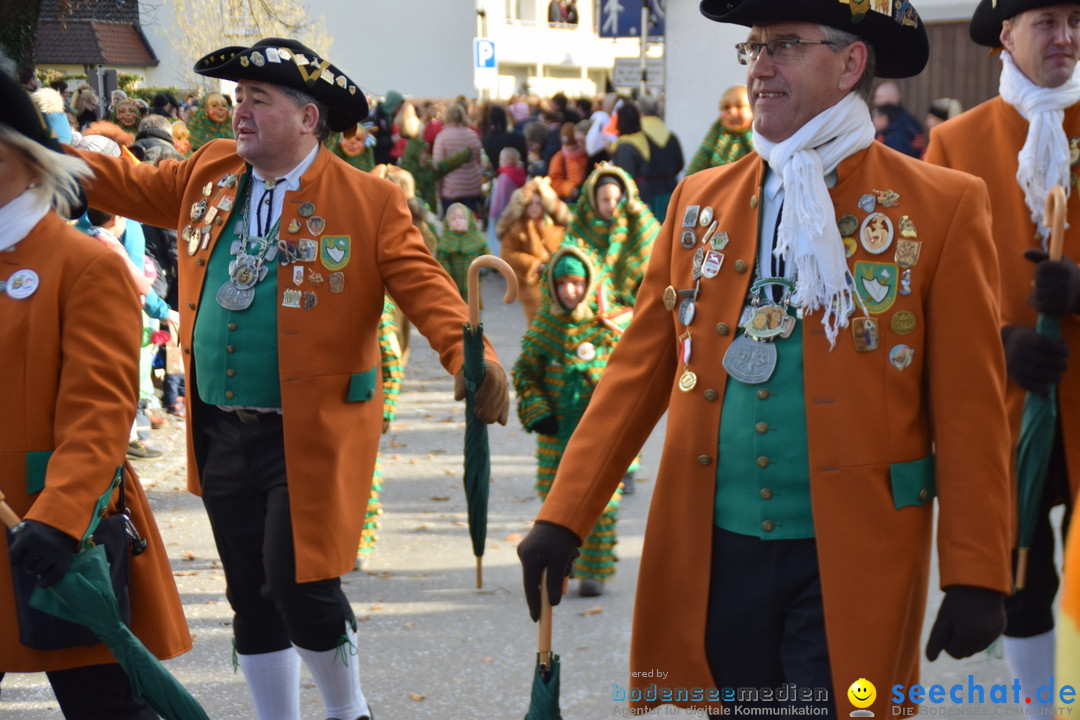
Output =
[
  {"x1": 1004, "y1": 631, "x2": 1056, "y2": 710},
  {"x1": 237, "y1": 647, "x2": 301, "y2": 720},
  {"x1": 294, "y1": 623, "x2": 370, "y2": 720}
]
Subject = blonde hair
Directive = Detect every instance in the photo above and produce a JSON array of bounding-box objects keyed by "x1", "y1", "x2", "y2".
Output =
[
  {"x1": 499, "y1": 146, "x2": 521, "y2": 166},
  {"x1": 0, "y1": 123, "x2": 92, "y2": 217},
  {"x1": 442, "y1": 102, "x2": 467, "y2": 126}
]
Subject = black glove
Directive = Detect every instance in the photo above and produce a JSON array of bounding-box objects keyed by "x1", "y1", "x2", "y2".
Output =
[
  {"x1": 1025, "y1": 249, "x2": 1080, "y2": 316},
  {"x1": 531, "y1": 415, "x2": 560, "y2": 436},
  {"x1": 517, "y1": 520, "x2": 581, "y2": 622},
  {"x1": 454, "y1": 359, "x2": 510, "y2": 425},
  {"x1": 925, "y1": 585, "x2": 1006, "y2": 661},
  {"x1": 1001, "y1": 325, "x2": 1069, "y2": 395},
  {"x1": 9, "y1": 519, "x2": 79, "y2": 588}
]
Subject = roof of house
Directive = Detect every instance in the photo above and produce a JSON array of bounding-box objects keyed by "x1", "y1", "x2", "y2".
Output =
[{"x1": 35, "y1": 0, "x2": 158, "y2": 68}]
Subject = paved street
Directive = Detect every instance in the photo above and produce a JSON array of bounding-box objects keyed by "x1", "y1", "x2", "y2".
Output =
[{"x1": 0, "y1": 273, "x2": 1036, "y2": 719}]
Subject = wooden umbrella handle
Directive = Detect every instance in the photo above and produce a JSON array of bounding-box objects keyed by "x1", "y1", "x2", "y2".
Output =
[
  {"x1": 0, "y1": 489, "x2": 24, "y2": 530},
  {"x1": 467, "y1": 255, "x2": 519, "y2": 327},
  {"x1": 538, "y1": 570, "x2": 553, "y2": 666},
  {"x1": 1044, "y1": 185, "x2": 1067, "y2": 261}
]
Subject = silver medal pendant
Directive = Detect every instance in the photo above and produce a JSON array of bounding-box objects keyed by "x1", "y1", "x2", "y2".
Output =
[
  {"x1": 230, "y1": 255, "x2": 261, "y2": 291},
  {"x1": 722, "y1": 334, "x2": 778, "y2": 384},
  {"x1": 216, "y1": 281, "x2": 255, "y2": 311}
]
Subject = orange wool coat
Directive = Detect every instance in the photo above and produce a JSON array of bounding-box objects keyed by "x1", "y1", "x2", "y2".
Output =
[
  {"x1": 537, "y1": 142, "x2": 1013, "y2": 715},
  {"x1": 76, "y1": 140, "x2": 495, "y2": 583},
  {"x1": 0, "y1": 213, "x2": 191, "y2": 671},
  {"x1": 926, "y1": 97, "x2": 1080, "y2": 501}
]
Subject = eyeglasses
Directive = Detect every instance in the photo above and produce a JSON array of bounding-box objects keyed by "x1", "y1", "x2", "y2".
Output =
[{"x1": 735, "y1": 39, "x2": 843, "y2": 65}]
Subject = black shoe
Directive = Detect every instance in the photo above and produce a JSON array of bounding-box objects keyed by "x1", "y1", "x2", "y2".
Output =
[
  {"x1": 579, "y1": 578, "x2": 604, "y2": 597},
  {"x1": 127, "y1": 440, "x2": 163, "y2": 459}
]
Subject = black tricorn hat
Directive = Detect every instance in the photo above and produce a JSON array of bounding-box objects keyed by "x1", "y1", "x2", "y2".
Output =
[
  {"x1": 969, "y1": 0, "x2": 1068, "y2": 47},
  {"x1": 194, "y1": 38, "x2": 369, "y2": 132},
  {"x1": 700, "y1": 0, "x2": 930, "y2": 79},
  {"x1": 0, "y1": 70, "x2": 87, "y2": 218}
]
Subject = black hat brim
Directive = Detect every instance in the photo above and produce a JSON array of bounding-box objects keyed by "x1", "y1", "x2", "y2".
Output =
[
  {"x1": 194, "y1": 38, "x2": 368, "y2": 132},
  {"x1": 969, "y1": 0, "x2": 1069, "y2": 46},
  {"x1": 700, "y1": 0, "x2": 930, "y2": 79}
]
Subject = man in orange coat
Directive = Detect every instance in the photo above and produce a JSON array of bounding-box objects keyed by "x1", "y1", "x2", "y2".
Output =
[
  {"x1": 925, "y1": 1, "x2": 1080, "y2": 709},
  {"x1": 0, "y1": 69, "x2": 191, "y2": 717},
  {"x1": 73, "y1": 38, "x2": 509, "y2": 720},
  {"x1": 519, "y1": 0, "x2": 1013, "y2": 716}
]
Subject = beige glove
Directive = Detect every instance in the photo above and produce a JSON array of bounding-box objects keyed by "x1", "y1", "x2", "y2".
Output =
[{"x1": 454, "y1": 359, "x2": 510, "y2": 425}]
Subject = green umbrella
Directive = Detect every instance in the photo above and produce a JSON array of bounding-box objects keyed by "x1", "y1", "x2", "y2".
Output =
[
  {"x1": 0, "y1": 488, "x2": 210, "y2": 720},
  {"x1": 463, "y1": 255, "x2": 518, "y2": 589},
  {"x1": 525, "y1": 573, "x2": 563, "y2": 719},
  {"x1": 1015, "y1": 185, "x2": 1067, "y2": 590}
]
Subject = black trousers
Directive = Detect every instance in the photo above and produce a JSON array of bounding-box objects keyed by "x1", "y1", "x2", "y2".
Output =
[
  {"x1": 200, "y1": 407, "x2": 353, "y2": 655},
  {"x1": 0, "y1": 664, "x2": 156, "y2": 719},
  {"x1": 705, "y1": 527, "x2": 836, "y2": 719}
]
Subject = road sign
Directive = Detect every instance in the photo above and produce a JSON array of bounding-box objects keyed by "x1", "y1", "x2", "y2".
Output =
[
  {"x1": 474, "y1": 38, "x2": 496, "y2": 69},
  {"x1": 599, "y1": 0, "x2": 665, "y2": 39},
  {"x1": 613, "y1": 57, "x2": 664, "y2": 88}
]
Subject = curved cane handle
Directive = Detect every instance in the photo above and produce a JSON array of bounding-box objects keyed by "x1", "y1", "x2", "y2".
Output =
[
  {"x1": 0, "y1": 489, "x2": 24, "y2": 530},
  {"x1": 1044, "y1": 185, "x2": 1067, "y2": 261},
  {"x1": 467, "y1": 255, "x2": 519, "y2": 327}
]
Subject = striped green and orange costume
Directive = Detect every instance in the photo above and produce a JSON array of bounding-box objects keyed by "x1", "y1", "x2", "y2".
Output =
[
  {"x1": 436, "y1": 203, "x2": 491, "y2": 300},
  {"x1": 513, "y1": 245, "x2": 634, "y2": 583},
  {"x1": 562, "y1": 164, "x2": 659, "y2": 308},
  {"x1": 358, "y1": 297, "x2": 405, "y2": 561},
  {"x1": 684, "y1": 119, "x2": 753, "y2": 177}
]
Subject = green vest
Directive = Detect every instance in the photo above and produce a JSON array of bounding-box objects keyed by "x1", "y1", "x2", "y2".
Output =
[
  {"x1": 715, "y1": 320, "x2": 814, "y2": 539},
  {"x1": 193, "y1": 175, "x2": 282, "y2": 408}
]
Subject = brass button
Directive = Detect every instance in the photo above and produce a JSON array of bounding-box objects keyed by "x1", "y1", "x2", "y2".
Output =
[
  {"x1": 183, "y1": 346, "x2": 190, "y2": 355},
  {"x1": 918, "y1": 488, "x2": 929, "y2": 502},
  {"x1": 717, "y1": 322, "x2": 730, "y2": 336},
  {"x1": 224, "y1": 390, "x2": 235, "y2": 399},
  {"x1": 734, "y1": 259, "x2": 748, "y2": 273},
  {"x1": 756, "y1": 456, "x2": 770, "y2": 468},
  {"x1": 756, "y1": 388, "x2": 770, "y2": 400},
  {"x1": 366, "y1": 389, "x2": 376, "y2": 400},
  {"x1": 761, "y1": 519, "x2": 775, "y2": 532},
  {"x1": 228, "y1": 322, "x2": 238, "y2": 331},
  {"x1": 697, "y1": 455, "x2": 712, "y2": 466},
  {"x1": 755, "y1": 421, "x2": 769, "y2": 434},
  {"x1": 98, "y1": 506, "x2": 107, "y2": 517},
  {"x1": 187, "y1": 302, "x2": 196, "y2": 310},
  {"x1": 196, "y1": 257, "x2": 206, "y2": 267},
  {"x1": 704, "y1": 389, "x2": 718, "y2": 401},
  {"x1": 226, "y1": 345, "x2": 235, "y2": 353},
  {"x1": 226, "y1": 369, "x2": 236, "y2": 377},
  {"x1": 760, "y1": 488, "x2": 773, "y2": 500}
]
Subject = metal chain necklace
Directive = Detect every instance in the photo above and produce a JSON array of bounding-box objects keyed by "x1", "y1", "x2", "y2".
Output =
[{"x1": 216, "y1": 176, "x2": 283, "y2": 311}]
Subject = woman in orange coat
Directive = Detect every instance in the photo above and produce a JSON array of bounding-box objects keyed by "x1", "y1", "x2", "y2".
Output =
[
  {"x1": 497, "y1": 177, "x2": 571, "y2": 322},
  {"x1": 0, "y1": 71, "x2": 190, "y2": 716}
]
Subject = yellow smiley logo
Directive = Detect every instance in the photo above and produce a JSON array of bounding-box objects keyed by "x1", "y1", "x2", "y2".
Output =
[{"x1": 847, "y1": 678, "x2": 876, "y2": 710}]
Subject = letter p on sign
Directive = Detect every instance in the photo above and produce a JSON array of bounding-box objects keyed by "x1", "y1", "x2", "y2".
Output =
[{"x1": 475, "y1": 38, "x2": 496, "y2": 69}]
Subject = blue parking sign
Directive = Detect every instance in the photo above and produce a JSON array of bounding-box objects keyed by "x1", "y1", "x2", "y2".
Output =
[{"x1": 474, "y1": 38, "x2": 496, "y2": 69}]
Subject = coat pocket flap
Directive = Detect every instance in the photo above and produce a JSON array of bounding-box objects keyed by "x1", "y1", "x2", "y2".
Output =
[
  {"x1": 26, "y1": 450, "x2": 52, "y2": 495},
  {"x1": 889, "y1": 455, "x2": 936, "y2": 509},
  {"x1": 346, "y1": 367, "x2": 378, "y2": 402}
]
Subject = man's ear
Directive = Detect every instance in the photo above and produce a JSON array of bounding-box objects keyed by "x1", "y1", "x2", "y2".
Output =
[
  {"x1": 838, "y1": 40, "x2": 869, "y2": 94},
  {"x1": 301, "y1": 103, "x2": 320, "y2": 134}
]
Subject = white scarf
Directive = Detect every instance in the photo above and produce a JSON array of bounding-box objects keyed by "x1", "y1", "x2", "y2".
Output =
[
  {"x1": 999, "y1": 50, "x2": 1080, "y2": 245},
  {"x1": 752, "y1": 93, "x2": 876, "y2": 346},
  {"x1": 0, "y1": 192, "x2": 50, "y2": 253}
]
